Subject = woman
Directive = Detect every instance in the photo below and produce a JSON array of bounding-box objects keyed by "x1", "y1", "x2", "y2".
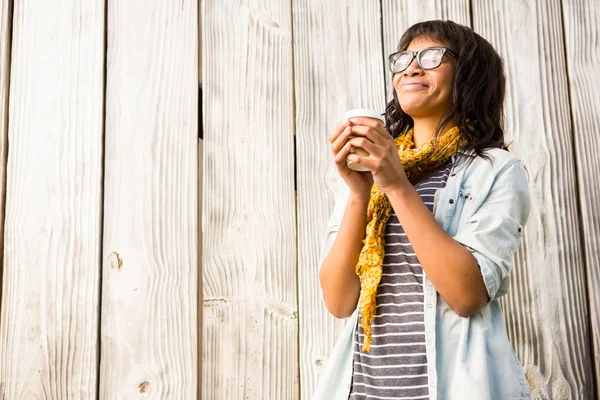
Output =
[{"x1": 315, "y1": 20, "x2": 531, "y2": 400}]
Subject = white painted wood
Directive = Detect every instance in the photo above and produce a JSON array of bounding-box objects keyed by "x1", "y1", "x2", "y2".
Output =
[
  {"x1": 0, "y1": 0, "x2": 104, "y2": 397},
  {"x1": 100, "y1": 0, "x2": 199, "y2": 398},
  {"x1": 561, "y1": 0, "x2": 600, "y2": 398},
  {"x1": 197, "y1": 139, "x2": 203, "y2": 400},
  {"x1": 292, "y1": 0, "x2": 386, "y2": 398},
  {"x1": 381, "y1": 0, "x2": 471, "y2": 98},
  {"x1": 0, "y1": 0, "x2": 10, "y2": 318},
  {"x1": 474, "y1": 1, "x2": 594, "y2": 398},
  {"x1": 201, "y1": 0, "x2": 297, "y2": 398},
  {"x1": 198, "y1": 3, "x2": 203, "y2": 397}
]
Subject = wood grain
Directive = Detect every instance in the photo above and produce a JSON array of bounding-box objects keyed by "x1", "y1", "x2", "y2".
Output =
[
  {"x1": 201, "y1": 0, "x2": 297, "y2": 398},
  {"x1": 561, "y1": 0, "x2": 600, "y2": 398},
  {"x1": 0, "y1": 0, "x2": 104, "y2": 397},
  {"x1": 100, "y1": 0, "x2": 198, "y2": 398},
  {"x1": 474, "y1": 0, "x2": 594, "y2": 398},
  {"x1": 0, "y1": 0, "x2": 10, "y2": 324},
  {"x1": 197, "y1": 139, "x2": 203, "y2": 400},
  {"x1": 198, "y1": 2, "x2": 203, "y2": 397},
  {"x1": 380, "y1": 0, "x2": 471, "y2": 99},
  {"x1": 292, "y1": 0, "x2": 385, "y2": 398}
]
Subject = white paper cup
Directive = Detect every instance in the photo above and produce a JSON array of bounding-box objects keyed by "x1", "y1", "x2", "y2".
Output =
[{"x1": 343, "y1": 108, "x2": 385, "y2": 172}]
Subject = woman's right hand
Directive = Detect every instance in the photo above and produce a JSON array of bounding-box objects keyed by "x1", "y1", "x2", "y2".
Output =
[{"x1": 328, "y1": 120, "x2": 374, "y2": 198}]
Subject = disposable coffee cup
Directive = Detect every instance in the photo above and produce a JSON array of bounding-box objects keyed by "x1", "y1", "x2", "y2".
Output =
[{"x1": 343, "y1": 108, "x2": 386, "y2": 172}]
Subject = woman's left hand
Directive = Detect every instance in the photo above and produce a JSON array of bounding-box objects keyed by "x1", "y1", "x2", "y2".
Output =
[{"x1": 345, "y1": 117, "x2": 409, "y2": 194}]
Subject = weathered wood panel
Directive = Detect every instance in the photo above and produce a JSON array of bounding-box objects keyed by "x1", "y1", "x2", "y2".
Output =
[
  {"x1": 197, "y1": 139, "x2": 204, "y2": 399},
  {"x1": 381, "y1": 1, "x2": 471, "y2": 98},
  {"x1": 0, "y1": 0, "x2": 10, "y2": 316},
  {"x1": 198, "y1": 4, "x2": 203, "y2": 397},
  {"x1": 561, "y1": 0, "x2": 600, "y2": 398},
  {"x1": 0, "y1": 0, "x2": 104, "y2": 397},
  {"x1": 100, "y1": 0, "x2": 198, "y2": 398},
  {"x1": 292, "y1": 0, "x2": 386, "y2": 397},
  {"x1": 201, "y1": 0, "x2": 297, "y2": 398},
  {"x1": 474, "y1": 1, "x2": 594, "y2": 398}
]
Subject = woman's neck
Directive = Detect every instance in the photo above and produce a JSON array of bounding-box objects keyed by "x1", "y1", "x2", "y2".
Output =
[{"x1": 412, "y1": 117, "x2": 458, "y2": 148}]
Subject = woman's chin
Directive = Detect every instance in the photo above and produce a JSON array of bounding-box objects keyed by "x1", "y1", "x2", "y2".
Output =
[{"x1": 399, "y1": 102, "x2": 425, "y2": 118}]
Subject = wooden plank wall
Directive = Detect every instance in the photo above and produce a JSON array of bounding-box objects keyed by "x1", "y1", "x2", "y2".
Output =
[
  {"x1": 474, "y1": 1, "x2": 594, "y2": 398},
  {"x1": 0, "y1": 0, "x2": 104, "y2": 397},
  {"x1": 198, "y1": 0, "x2": 204, "y2": 396},
  {"x1": 292, "y1": 0, "x2": 386, "y2": 397},
  {"x1": 561, "y1": 1, "x2": 600, "y2": 398},
  {"x1": 201, "y1": 0, "x2": 297, "y2": 398},
  {"x1": 100, "y1": 0, "x2": 198, "y2": 398},
  {"x1": 197, "y1": 137, "x2": 204, "y2": 398},
  {"x1": 0, "y1": 0, "x2": 598, "y2": 399},
  {"x1": 0, "y1": 0, "x2": 10, "y2": 322}
]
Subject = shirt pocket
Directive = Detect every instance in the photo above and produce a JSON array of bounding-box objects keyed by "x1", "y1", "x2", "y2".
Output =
[{"x1": 447, "y1": 189, "x2": 472, "y2": 236}]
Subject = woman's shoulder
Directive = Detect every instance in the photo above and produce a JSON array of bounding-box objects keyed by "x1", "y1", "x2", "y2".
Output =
[
  {"x1": 457, "y1": 147, "x2": 526, "y2": 177},
  {"x1": 453, "y1": 148, "x2": 529, "y2": 200}
]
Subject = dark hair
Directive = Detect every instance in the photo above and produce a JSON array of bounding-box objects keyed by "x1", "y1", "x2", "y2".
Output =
[{"x1": 384, "y1": 20, "x2": 507, "y2": 157}]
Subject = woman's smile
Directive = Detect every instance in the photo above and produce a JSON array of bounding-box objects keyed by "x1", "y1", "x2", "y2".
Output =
[{"x1": 401, "y1": 81, "x2": 429, "y2": 90}]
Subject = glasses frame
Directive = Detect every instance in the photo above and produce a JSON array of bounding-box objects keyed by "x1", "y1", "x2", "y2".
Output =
[{"x1": 388, "y1": 46, "x2": 459, "y2": 73}]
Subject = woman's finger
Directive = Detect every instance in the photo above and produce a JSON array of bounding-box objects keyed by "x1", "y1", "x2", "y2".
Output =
[
  {"x1": 333, "y1": 141, "x2": 354, "y2": 166},
  {"x1": 328, "y1": 120, "x2": 350, "y2": 144},
  {"x1": 347, "y1": 116, "x2": 384, "y2": 129},
  {"x1": 348, "y1": 117, "x2": 393, "y2": 142},
  {"x1": 347, "y1": 136, "x2": 380, "y2": 157},
  {"x1": 331, "y1": 124, "x2": 354, "y2": 155},
  {"x1": 346, "y1": 152, "x2": 372, "y2": 171},
  {"x1": 348, "y1": 125, "x2": 387, "y2": 147}
]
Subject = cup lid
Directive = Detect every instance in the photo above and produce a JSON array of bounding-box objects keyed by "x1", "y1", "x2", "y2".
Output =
[{"x1": 343, "y1": 108, "x2": 385, "y2": 123}]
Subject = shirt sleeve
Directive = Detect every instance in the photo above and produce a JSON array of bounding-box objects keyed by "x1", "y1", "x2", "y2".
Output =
[{"x1": 453, "y1": 160, "x2": 531, "y2": 302}]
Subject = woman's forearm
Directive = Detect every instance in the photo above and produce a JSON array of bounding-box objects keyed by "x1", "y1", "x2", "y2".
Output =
[
  {"x1": 319, "y1": 193, "x2": 368, "y2": 319},
  {"x1": 387, "y1": 182, "x2": 489, "y2": 317}
]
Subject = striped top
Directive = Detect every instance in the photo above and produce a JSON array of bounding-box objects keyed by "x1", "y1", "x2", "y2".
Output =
[{"x1": 348, "y1": 162, "x2": 452, "y2": 400}]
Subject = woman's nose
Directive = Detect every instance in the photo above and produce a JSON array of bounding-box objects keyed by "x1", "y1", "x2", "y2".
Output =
[{"x1": 403, "y1": 57, "x2": 423, "y2": 76}]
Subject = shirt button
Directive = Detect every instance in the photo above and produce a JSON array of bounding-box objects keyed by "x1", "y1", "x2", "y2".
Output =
[
  {"x1": 431, "y1": 382, "x2": 435, "y2": 387},
  {"x1": 449, "y1": 199, "x2": 454, "y2": 204},
  {"x1": 427, "y1": 340, "x2": 432, "y2": 345},
  {"x1": 427, "y1": 304, "x2": 432, "y2": 309}
]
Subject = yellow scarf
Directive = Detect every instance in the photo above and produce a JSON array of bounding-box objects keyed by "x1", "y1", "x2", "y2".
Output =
[{"x1": 356, "y1": 126, "x2": 466, "y2": 352}]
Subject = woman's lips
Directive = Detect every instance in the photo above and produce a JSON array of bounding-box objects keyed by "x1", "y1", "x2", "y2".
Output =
[{"x1": 401, "y1": 83, "x2": 428, "y2": 90}]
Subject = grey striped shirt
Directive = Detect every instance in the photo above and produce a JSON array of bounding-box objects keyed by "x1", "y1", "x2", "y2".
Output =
[{"x1": 349, "y1": 162, "x2": 452, "y2": 400}]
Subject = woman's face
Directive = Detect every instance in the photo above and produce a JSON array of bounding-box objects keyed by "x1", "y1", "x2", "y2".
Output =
[{"x1": 392, "y1": 36, "x2": 457, "y2": 119}]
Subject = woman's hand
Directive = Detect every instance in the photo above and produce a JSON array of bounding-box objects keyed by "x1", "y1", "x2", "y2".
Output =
[
  {"x1": 328, "y1": 120, "x2": 374, "y2": 198},
  {"x1": 345, "y1": 117, "x2": 409, "y2": 194}
]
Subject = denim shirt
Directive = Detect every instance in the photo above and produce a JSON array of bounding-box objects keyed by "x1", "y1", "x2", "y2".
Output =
[{"x1": 313, "y1": 148, "x2": 532, "y2": 400}]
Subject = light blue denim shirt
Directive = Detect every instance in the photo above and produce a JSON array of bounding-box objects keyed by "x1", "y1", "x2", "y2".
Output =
[{"x1": 314, "y1": 148, "x2": 531, "y2": 400}]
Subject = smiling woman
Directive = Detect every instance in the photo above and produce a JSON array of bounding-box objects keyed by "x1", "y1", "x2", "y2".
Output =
[
  {"x1": 392, "y1": 41, "x2": 457, "y2": 130},
  {"x1": 317, "y1": 20, "x2": 531, "y2": 400}
]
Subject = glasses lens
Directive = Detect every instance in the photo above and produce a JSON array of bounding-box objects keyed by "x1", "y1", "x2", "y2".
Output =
[
  {"x1": 390, "y1": 52, "x2": 414, "y2": 72},
  {"x1": 419, "y1": 48, "x2": 444, "y2": 69}
]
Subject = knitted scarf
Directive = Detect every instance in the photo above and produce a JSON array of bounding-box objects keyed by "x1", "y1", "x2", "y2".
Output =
[{"x1": 356, "y1": 125, "x2": 466, "y2": 352}]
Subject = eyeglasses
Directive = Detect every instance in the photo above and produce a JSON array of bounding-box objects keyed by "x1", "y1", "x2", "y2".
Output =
[{"x1": 388, "y1": 46, "x2": 458, "y2": 73}]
